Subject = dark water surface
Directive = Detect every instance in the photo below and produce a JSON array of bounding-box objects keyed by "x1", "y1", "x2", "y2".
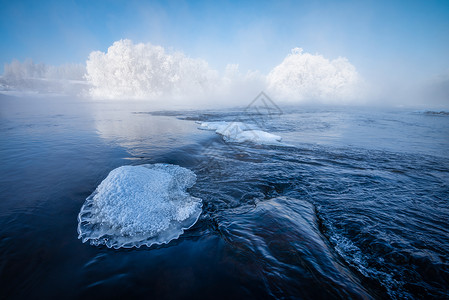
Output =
[{"x1": 1, "y1": 94, "x2": 448, "y2": 299}]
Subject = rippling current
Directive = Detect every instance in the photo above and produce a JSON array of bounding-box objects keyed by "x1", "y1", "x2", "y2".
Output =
[{"x1": 1, "y1": 94, "x2": 448, "y2": 299}]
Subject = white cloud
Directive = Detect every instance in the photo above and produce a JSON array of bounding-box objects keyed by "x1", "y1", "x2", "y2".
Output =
[
  {"x1": 84, "y1": 41, "x2": 361, "y2": 105},
  {"x1": 266, "y1": 48, "x2": 361, "y2": 103},
  {"x1": 86, "y1": 39, "x2": 221, "y2": 100},
  {"x1": 1, "y1": 41, "x2": 363, "y2": 105}
]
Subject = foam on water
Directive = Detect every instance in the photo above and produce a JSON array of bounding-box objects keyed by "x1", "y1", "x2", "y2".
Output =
[
  {"x1": 198, "y1": 121, "x2": 282, "y2": 144},
  {"x1": 77, "y1": 164, "x2": 202, "y2": 249}
]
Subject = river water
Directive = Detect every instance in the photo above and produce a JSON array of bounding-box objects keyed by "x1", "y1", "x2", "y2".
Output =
[{"x1": 1, "y1": 94, "x2": 448, "y2": 299}]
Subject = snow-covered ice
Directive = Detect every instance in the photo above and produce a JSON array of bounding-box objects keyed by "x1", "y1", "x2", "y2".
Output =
[
  {"x1": 198, "y1": 121, "x2": 282, "y2": 144},
  {"x1": 77, "y1": 164, "x2": 202, "y2": 249}
]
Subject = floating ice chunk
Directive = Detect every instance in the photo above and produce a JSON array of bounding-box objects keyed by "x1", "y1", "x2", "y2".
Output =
[
  {"x1": 233, "y1": 130, "x2": 282, "y2": 144},
  {"x1": 77, "y1": 164, "x2": 202, "y2": 249},
  {"x1": 199, "y1": 121, "x2": 282, "y2": 144},
  {"x1": 198, "y1": 121, "x2": 249, "y2": 131}
]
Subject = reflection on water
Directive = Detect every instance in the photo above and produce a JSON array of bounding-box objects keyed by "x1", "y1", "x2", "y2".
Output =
[{"x1": 91, "y1": 104, "x2": 210, "y2": 157}]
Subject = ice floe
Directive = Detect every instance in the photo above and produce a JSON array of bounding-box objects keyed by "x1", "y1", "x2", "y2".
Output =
[
  {"x1": 77, "y1": 164, "x2": 202, "y2": 249},
  {"x1": 198, "y1": 121, "x2": 282, "y2": 144}
]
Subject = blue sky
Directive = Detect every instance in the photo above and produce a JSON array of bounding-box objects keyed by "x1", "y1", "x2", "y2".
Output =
[{"x1": 1, "y1": 0, "x2": 449, "y2": 82}]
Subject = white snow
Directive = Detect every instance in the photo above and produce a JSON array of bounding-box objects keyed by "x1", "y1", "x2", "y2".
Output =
[
  {"x1": 198, "y1": 121, "x2": 282, "y2": 144},
  {"x1": 77, "y1": 164, "x2": 202, "y2": 249}
]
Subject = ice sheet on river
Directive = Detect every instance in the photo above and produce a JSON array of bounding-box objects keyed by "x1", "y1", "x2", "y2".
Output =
[
  {"x1": 198, "y1": 121, "x2": 282, "y2": 144},
  {"x1": 77, "y1": 164, "x2": 202, "y2": 249}
]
